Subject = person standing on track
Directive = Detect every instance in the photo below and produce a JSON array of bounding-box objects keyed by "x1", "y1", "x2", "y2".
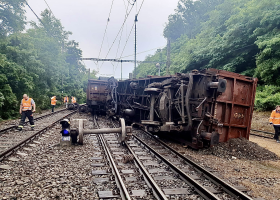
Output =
[
  {"x1": 17, "y1": 94, "x2": 36, "y2": 131},
  {"x1": 64, "y1": 96, "x2": 69, "y2": 108},
  {"x1": 71, "y1": 96, "x2": 77, "y2": 104},
  {"x1": 51, "y1": 96, "x2": 57, "y2": 112},
  {"x1": 269, "y1": 105, "x2": 280, "y2": 143}
]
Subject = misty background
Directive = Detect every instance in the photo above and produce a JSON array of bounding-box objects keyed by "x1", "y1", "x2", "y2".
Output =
[{"x1": 25, "y1": 0, "x2": 178, "y2": 79}]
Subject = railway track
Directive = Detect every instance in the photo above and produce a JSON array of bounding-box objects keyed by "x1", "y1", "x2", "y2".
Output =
[
  {"x1": 0, "y1": 113, "x2": 264, "y2": 199},
  {"x1": 0, "y1": 108, "x2": 68, "y2": 134},
  {"x1": 0, "y1": 109, "x2": 76, "y2": 161},
  {"x1": 93, "y1": 116, "x2": 157, "y2": 199},
  {"x1": 250, "y1": 129, "x2": 274, "y2": 139},
  {"x1": 131, "y1": 130, "x2": 255, "y2": 200},
  {"x1": 92, "y1": 115, "x2": 255, "y2": 200}
]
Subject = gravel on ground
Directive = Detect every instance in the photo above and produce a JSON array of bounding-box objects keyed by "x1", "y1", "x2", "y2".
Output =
[
  {"x1": 162, "y1": 110, "x2": 280, "y2": 200},
  {"x1": 0, "y1": 113, "x2": 99, "y2": 200},
  {"x1": 198, "y1": 137, "x2": 279, "y2": 161},
  {"x1": 166, "y1": 139, "x2": 280, "y2": 200}
]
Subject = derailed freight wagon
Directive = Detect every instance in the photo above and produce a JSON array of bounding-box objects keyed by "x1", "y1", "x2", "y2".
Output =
[
  {"x1": 86, "y1": 78, "x2": 109, "y2": 113},
  {"x1": 87, "y1": 69, "x2": 258, "y2": 149}
]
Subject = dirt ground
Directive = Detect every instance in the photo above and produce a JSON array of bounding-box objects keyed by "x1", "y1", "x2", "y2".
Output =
[
  {"x1": 166, "y1": 111, "x2": 280, "y2": 200},
  {"x1": 247, "y1": 110, "x2": 280, "y2": 199},
  {"x1": 251, "y1": 111, "x2": 274, "y2": 132}
]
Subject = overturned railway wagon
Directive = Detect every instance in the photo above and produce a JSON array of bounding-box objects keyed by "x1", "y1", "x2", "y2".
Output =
[{"x1": 86, "y1": 69, "x2": 258, "y2": 149}]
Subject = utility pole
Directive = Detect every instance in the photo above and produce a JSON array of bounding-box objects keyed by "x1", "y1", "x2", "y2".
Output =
[
  {"x1": 134, "y1": 14, "x2": 138, "y2": 79},
  {"x1": 62, "y1": 73, "x2": 63, "y2": 94},
  {"x1": 156, "y1": 63, "x2": 161, "y2": 76},
  {"x1": 166, "y1": 38, "x2": 171, "y2": 75}
]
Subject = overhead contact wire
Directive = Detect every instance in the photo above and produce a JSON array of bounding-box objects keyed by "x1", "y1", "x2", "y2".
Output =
[
  {"x1": 100, "y1": 3, "x2": 135, "y2": 69},
  {"x1": 25, "y1": 1, "x2": 47, "y2": 28},
  {"x1": 114, "y1": 22, "x2": 135, "y2": 72},
  {"x1": 43, "y1": 0, "x2": 55, "y2": 16},
  {"x1": 25, "y1": 0, "x2": 57, "y2": 39},
  {"x1": 113, "y1": 1, "x2": 132, "y2": 73},
  {"x1": 97, "y1": 0, "x2": 115, "y2": 72},
  {"x1": 137, "y1": 0, "x2": 145, "y2": 15}
]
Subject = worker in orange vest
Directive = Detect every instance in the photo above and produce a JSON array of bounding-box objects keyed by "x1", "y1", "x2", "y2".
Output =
[
  {"x1": 71, "y1": 96, "x2": 77, "y2": 104},
  {"x1": 17, "y1": 94, "x2": 36, "y2": 131},
  {"x1": 51, "y1": 96, "x2": 57, "y2": 112},
  {"x1": 269, "y1": 105, "x2": 280, "y2": 143},
  {"x1": 64, "y1": 96, "x2": 69, "y2": 108}
]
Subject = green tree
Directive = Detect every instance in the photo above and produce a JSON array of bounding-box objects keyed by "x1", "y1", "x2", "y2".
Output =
[
  {"x1": 0, "y1": 8, "x2": 91, "y2": 119},
  {"x1": 0, "y1": 0, "x2": 26, "y2": 36}
]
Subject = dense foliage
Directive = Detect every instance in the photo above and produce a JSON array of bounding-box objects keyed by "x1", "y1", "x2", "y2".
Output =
[
  {"x1": 0, "y1": 2, "x2": 93, "y2": 120},
  {"x1": 136, "y1": 0, "x2": 280, "y2": 111}
]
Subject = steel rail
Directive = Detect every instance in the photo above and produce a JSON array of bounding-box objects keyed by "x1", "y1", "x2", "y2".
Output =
[
  {"x1": 251, "y1": 129, "x2": 274, "y2": 135},
  {"x1": 94, "y1": 117, "x2": 132, "y2": 200},
  {"x1": 132, "y1": 134, "x2": 221, "y2": 200},
  {"x1": 124, "y1": 142, "x2": 168, "y2": 200},
  {"x1": 250, "y1": 133, "x2": 274, "y2": 139},
  {"x1": 139, "y1": 131, "x2": 254, "y2": 200},
  {"x1": 0, "y1": 108, "x2": 68, "y2": 134},
  {"x1": 109, "y1": 119, "x2": 168, "y2": 200},
  {"x1": 0, "y1": 110, "x2": 76, "y2": 161},
  {"x1": 250, "y1": 129, "x2": 274, "y2": 139}
]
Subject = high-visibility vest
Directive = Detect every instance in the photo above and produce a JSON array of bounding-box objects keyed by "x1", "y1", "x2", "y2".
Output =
[
  {"x1": 64, "y1": 97, "x2": 69, "y2": 103},
  {"x1": 51, "y1": 96, "x2": 56, "y2": 105},
  {"x1": 270, "y1": 110, "x2": 280, "y2": 125},
  {"x1": 22, "y1": 98, "x2": 33, "y2": 111},
  {"x1": 72, "y1": 97, "x2": 76, "y2": 103}
]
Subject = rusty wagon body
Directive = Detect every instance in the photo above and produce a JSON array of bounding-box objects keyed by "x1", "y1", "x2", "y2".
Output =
[{"x1": 86, "y1": 69, "x2": 258, "y2": 149}]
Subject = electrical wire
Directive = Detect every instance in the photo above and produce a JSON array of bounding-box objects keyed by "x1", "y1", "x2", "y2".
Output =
[
  {"x1": 114, "y1": 26, "x2": 125, "y2": 66},
  {"x1": 113, "y1": 1, "x2": 132, "y2": 70},
  {"x1": 122, "y1": 0, "x2": 128, "y2": 16},
  {"x1": 126, "y1": 0, "x2": 135, "y2": 5},
  {"x1": 43, "y1": 0, "x2": 55, "y2": 16},
  {"x1": 25, "y1": 0, "x2": 58, "y2": 39},
  {"x1": 25, "y1": 0, "x2": 46, "y2": 27},
  {"x1": 97, "y1": 0, "x2": 115, "y2": 71},
  {"x1": 113, "y1": 0, "x2": 145, "y2": 73},
  {"x1": 120, "y1": 46, "x2": 165, "y2": 59},
  {"x1": 136, "y1": 0, "x2": 145, "y2": 15},
  {"x1": 113, "y1": 22, "x2": 135, "y2": 73},
  {"x1": 100, "y1": 3, "x2": 135, "y2": 69}
]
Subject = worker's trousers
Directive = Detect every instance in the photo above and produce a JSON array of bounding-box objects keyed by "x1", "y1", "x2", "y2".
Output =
[
  {"x1": 273, "y1": 125, "x2": 280, "y2": 140},
  {"x1": 19, "y1": 110, "x2": 34, "y2": 126},
  {"x1": 52, "y1": 105, "x2": 55, "y2": 112}
]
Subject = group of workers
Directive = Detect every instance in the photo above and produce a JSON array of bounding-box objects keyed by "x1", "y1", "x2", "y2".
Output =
[
  {"x1": 17, "y1": 94, "x2": 77, "y2": 131},
  {"x1": 51, "y1": 96, "x2": 77, "y2": 111},
  {"x1": 62, "y1": 96, "x2": 77, "y2": 108}
]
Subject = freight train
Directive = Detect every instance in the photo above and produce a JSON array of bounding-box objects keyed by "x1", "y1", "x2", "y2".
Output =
[{"x1": 82, "y1": 69, "x2": 258, "y2": 149}]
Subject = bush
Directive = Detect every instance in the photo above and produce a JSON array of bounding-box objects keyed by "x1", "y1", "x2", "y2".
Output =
[{"x1": 255, "y1": 85, "x2": 280, "y2": 111}]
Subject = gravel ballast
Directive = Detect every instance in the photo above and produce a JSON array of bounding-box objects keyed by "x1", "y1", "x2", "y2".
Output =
[
  {"x1": 198, "y1": 137, "x2": 279, "y2": 161},
  {"x1": 0, "y1": 113, "x2": 99, "y2": 199}
]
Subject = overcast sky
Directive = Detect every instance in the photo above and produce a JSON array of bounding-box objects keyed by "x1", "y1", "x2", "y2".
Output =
[{"x1": 25, "y1": 0, "x2": 179, "y2": 79}]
